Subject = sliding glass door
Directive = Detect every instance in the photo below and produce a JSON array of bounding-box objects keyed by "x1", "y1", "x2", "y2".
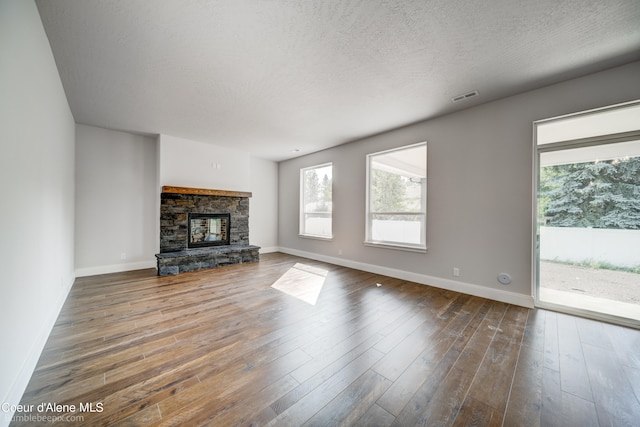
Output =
[{"x1": 534, "y1": 101, "x2": 640, "y2": 327}]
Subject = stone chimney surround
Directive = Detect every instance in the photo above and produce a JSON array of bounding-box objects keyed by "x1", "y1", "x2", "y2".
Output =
[{"x1": 155, "y1": 186, "x2": 260, "y2": 275}]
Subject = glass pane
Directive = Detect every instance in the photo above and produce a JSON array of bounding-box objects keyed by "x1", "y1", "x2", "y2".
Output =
[
  {"x1": 538, "y1": 140, "x2": 640, "y2": 321},
  {"x1": 206, "y1": 218, "x2": 222, "y2": 241},
  {"x1": 371, "y1": 214, "x2": 423, "y2": 245},
  {"x1": 301, "y1": 163, "x2": 332, "y2": 237},
  {"x1": 370, "y1": 144, "x2": 426, "y2": 214},
  {"x1": 303, "y1": 165, "x2": 332, "y2": 214},
  {"x1": 370, "y1": 169, "x2": 423, "y2": 212},
  {"x1": 303, "y1": 213, "x2": 332, "y2": 237}
]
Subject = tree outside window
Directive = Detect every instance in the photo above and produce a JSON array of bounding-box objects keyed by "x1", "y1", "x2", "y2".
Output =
[{"x1": 300, "y1": 163, "x2": 333, "y2": 238}]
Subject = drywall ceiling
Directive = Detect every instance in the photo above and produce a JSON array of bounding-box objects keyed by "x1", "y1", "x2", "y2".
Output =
[{"x1": 36, "y1": 0, "x2": 640, "y2": 161}]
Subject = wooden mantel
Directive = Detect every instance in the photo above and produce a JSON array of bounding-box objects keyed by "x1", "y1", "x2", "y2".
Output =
[{"x1": 162, "y1": 186, "x2": 252, "y2": 198}]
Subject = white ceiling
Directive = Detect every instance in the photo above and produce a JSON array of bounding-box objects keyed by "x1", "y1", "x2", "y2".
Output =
[{"x1": 36, "y1": 0, "x2": 640, "y2": 161}]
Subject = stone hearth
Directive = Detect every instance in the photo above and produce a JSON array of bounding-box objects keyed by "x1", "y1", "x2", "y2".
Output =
[{"x1": 155, "y1": 186, "x2": 260, "y2": 275}]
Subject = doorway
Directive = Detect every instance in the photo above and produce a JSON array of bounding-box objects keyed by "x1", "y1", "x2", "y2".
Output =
[{"x1": 534, "y1": 101, "x2": 640, "y2": 327}]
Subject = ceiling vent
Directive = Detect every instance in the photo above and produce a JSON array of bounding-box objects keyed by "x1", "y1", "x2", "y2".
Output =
[{"x1": 452, "y1": 90, "x2": 479, "y2": 103}]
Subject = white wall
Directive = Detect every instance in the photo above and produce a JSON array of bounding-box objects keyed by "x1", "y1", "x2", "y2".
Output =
[
  {"x1": 75, "y1": 124, "x2": 158, "y2": 276},
  {"x1": 159, "y1": 134, "x2": 250, "y2": 191},
  {"x1": 250, "y1": 157, "x2": 279, "y2": 252},
  {"x1": 0, "y1": 1, "x2": 76, "y2": 424},
  {"x1": 159, "y1": 134, "x2": 278, "y2": 251},
  {"x1": 278, "y1": 61, "x2": 640, "y2": 308},
  {"x1": 540, "y1": 227, "x2": 640, "y2": 268}
]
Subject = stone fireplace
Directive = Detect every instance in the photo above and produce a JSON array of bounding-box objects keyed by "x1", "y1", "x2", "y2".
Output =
[{"x1": 155, "y1": 186, "x2": 260, "y2": 275}]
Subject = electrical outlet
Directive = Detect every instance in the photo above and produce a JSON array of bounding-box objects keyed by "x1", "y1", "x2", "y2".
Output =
[
  {"x1": 338, "y1": 249, "x2": 343, "y2": 256},
  {"x1": 453, "y1": 267, "x2": 460, "y2": 277},
  {"x1": 121, "y1": 252, "x2": 127, "y2": 260}
]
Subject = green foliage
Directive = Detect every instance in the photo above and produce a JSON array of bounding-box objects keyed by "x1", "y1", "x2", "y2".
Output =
[
  {"x1": 304, "y1": 168, "x2": 332, "y2": 212},
  {"x1": 371, "y1": 169, "x2": 406, "y2": 212},
  {"x1": 304, "y1": 169, "x2": 320, "y2": 205},
  {"x1": 320, "y1": 173, "x2": 332, "y2": 210},
  {"x1": 540, "y1": 156, "x2": 640, "y2": 229}
]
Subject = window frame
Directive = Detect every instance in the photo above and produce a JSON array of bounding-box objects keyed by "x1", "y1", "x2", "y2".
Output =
[
  {"x1": 299, "y1": 162, "x2": 333, "y2": 240},
  {"x1": 365, "y1": 142, "x2": 427, "y2": 252}
]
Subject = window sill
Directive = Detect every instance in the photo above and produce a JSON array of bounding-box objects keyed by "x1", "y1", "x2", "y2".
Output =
[
  {"x1": 363, "y1": 241, "x2": 427, "y2": 253},
  {"x1": 299, "y1": 234, "x2": 333, "y2": 242}
]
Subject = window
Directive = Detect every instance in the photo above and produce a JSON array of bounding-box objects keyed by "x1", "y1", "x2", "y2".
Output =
[
  {"x1": 300, "y1": 163, "x2": 333, "y2": 239},
  {"x1": 366, "y1": 142, "x2": 427, "y2": 251}
]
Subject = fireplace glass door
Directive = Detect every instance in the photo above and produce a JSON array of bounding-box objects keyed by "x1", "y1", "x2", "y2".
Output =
[{"x1": 188, "y1": 213, "x2": 230, "y2": 248}]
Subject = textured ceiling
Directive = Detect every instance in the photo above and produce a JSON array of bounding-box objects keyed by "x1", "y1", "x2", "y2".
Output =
[{"x1": 36, "y1": 0, "x2": 640, "y2": 161}]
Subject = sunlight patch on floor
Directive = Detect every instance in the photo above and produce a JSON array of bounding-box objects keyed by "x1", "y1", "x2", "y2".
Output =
[{"x1": 271, "y1": 263, "x2": 328, "y2": 305}]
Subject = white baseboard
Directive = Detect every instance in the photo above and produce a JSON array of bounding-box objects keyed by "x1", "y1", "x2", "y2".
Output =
[
  {"x1": 258, "y1": 246, "x2": 279, "y2": 254},
  {"x1": 277, "y1": 247, "x2": 534, "y2": 308},
  {"x1": 75, "y1": 260, "x2": 157, "y2": 277},
  {"x1": 1, "y1": 274, "x2": 74, "y2": 427}
]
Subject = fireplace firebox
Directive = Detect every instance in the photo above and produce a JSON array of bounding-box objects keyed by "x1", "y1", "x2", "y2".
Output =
[{"x1": 188, "y1": 213, "x2": 230, "y2": 248}]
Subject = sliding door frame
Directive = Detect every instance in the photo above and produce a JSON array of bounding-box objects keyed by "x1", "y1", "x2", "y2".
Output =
[{"x1": 532, "y1": 100, "x2": 640, "y2": 328}]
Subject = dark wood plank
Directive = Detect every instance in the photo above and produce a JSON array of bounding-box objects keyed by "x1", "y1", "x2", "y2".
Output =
[
  {"x1": 302, "y1": 370, "x2": 391, "y2": 426},
  {"x1": 265, "y1": 348, "x2": 384, "y2": 426},
  {"x1": 560, "y1": 391, "x2": 599, "y2": 427},
  {"x1": 174, "y1": 374, "x2": 300, "y2": 426},
  {"x1": 389, "y1": 345, "x2": 463, "y2": 426},
  {"x1": 416, "y1": 367, "x2": 476, "y2": 426},
  {"x1": 540, "y1": 366, "x2": 564, "y2": 427},
  {"x1": 270, "y1": 335, "x2": 383, "y2": 416},
  {"x1": 582, "y1": 342, "x2": 640, "y2": 426},
  {"x1": 521, "y1": 305, "x2": 545, "y2": 351},
  {"x1": 543, "y1": 310, "x2": 560, "y2": 371},
  {"x1": 503, "y1": 348, "x2": 544, "y2": 427},
  {"x1": 556, "y1": 313, "x2": 594, "y2": 401},
  {"x1": 452, "y1": 396, "x2": 503, "y2": 427},
  {"x1": 575, "y1": 316, "x2": 613, "y2": 349},
  {"x1": 352, "y1": 403, "x2": 396, "y2": 427},
  {"x1": 606, "y1": 322, "x2": 640, "y2": 370},
  {"x1": 451, "y1": 300, "x2": 508, "y2": 375},
  {"x1": 161, "y1": 185, "x2": 252, "y2": 198},
  {"x1": 464, "y1": 305, "x2": 528, "y2": 413},
  {"x1": 622, "y1": 365, "x2": 640, "y2": 405},
  {"x1": 376, "y1": 299, "x2": 494, "y2": 416},
  {"x1": 373, "y1": 294, "x2": 475, "y2": 381},
  {"x1": 110, "y1": 403, "x2": 162, "y2": 426}
]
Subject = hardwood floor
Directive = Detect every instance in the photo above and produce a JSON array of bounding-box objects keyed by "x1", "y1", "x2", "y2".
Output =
[{"x1": 10, "y1": 253, "x2": 640, "y2": 426}]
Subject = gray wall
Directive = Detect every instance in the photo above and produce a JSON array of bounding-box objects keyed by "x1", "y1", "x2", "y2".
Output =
[
  {"x1": 0, "y1": 1, "x2": 76, "y2": 421},
  {"x1": 249, "y1": 156, "x2": 279, "y2": 252},
  {"x1": 278, "y1": 61, "x2": 640, "y2": 305},
  {"x1": 75, "y1": 124, "x2": 158, "y2": 276}
]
